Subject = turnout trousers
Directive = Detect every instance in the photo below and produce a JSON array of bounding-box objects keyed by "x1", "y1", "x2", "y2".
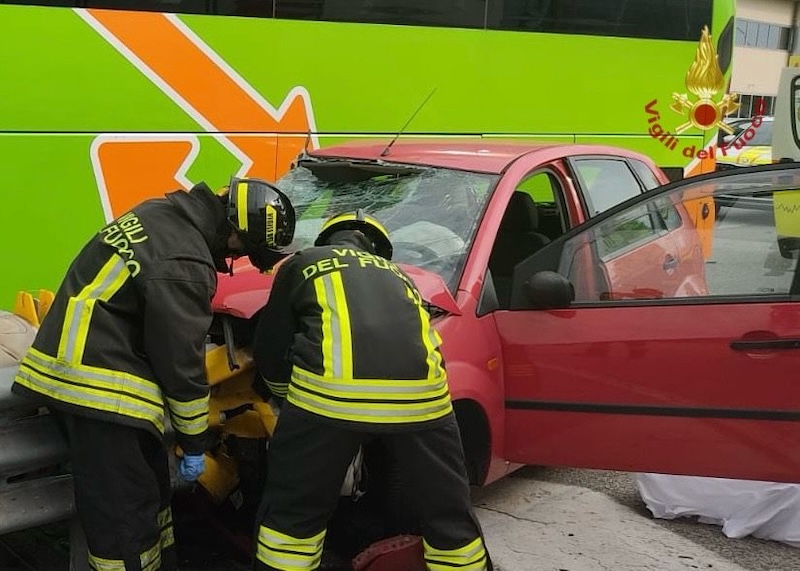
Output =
[
  {"x1": 60, "y1": 414, "x2": 177, "y2": 571},
  {"x1": 254, "y1": 403, "x2": 491, "y2": 571}
]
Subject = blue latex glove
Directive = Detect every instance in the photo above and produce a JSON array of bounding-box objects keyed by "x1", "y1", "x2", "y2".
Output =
[{"x1": 179, "y1": 454, "x2": 205, "y2": 481}]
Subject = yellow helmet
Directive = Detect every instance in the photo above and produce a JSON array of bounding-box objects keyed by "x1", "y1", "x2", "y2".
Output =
[
  {"x1": 226, "y1": 177, "x2": 295, "y2": 271},
  {"x1": 315, "y1": 210, "x2": 393, "y2": 260}
]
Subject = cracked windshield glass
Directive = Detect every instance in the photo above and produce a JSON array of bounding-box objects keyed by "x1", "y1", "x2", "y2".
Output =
[{"x1": 276, "y1": 158, "x2": 498, "y2": 291}]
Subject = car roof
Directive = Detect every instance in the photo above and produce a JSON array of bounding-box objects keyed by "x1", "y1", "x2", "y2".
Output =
[{"x1": 309, "y1": 139, "x2": 651, "y2": 175}]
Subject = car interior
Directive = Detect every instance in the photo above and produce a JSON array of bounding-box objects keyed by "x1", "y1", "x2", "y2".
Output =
[
  {"x1": 487, "y1": 170, "x2": 569, "y2": 308},
  {"x1": 488, "y1": 191, "x2": 553, "y2": 307}
]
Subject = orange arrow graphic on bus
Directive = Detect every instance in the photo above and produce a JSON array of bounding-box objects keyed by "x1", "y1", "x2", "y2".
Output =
[{"x1": 79, "y1": 8, "x2": 317, "y2": 220}]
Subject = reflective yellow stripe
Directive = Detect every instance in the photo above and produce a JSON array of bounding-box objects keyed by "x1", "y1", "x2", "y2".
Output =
[
  {"x1": 327, "y1": 272, "x2": 353, "y2": 378},
  {"x1": 267, "y1": 379, "x2": 289, "y2": 397},
  {"x1": 287, "y1": 388, "x2": 452, "y2": 424},
  {"x1": 426, "y1": 557, "x2": 487, "y2": 571},
  {"x1": 158, "y1": 507, "x2": 172, "y2": 527},
  {"x1": 139, "y1": 541, "x2": 161, "y2": 571},
  {"x1": 58, "y1": 255, "x2": 129, "y2": 363},
  {"x1": 159, "y1": 507, "x2": 175, "y2": 550},
  {"x1": 161, "y1": 525, "x2": 175, "y2": 551},
  {"x1": 291, "y1": 367, "x2": 449, "y2": 400},
  {"x1": 16, "y1": 362, "x2": 164, "y2": 424},
  {"x1": 167, "y1": 412, "x2": 208, "y2": 435},
  {"x1": 287, "y1": 366, "x2": 452, "y2": 424},
  {"x1": 256, "y1": 525, "x2": 325, "y2": 570},
  {"x1": 16, "y1": 366, "x2": 165, "y2": 432},
  {"x1": 16, "y1": 348, "x2": 165, "y2": 432},
  {"x1": 237, "y1": 181, "x2": 249, "y2": 230},
  {"x1": 297, "y1": 264, "x2": 451, "y2": 424},
  {"x1": 87, "y1": 537, "x2": 162, "y2": 571},
  {"x1": 408, "y1": 283, "x2": 446, "y2": 381},
  {"x1": 88, "y1": 553, "x2": 126, "y2": 571},
  {"x1": 165, "y1": 394, "x2": 208, "y2": 417},
  {"x1": 165, "y1": 394, "x2": 209, "y2": 436},
  {"x1": 314, "y1": 272, "x2": 353, "y2": 378},
  {"x1": 74, "y1": 260, "x2": 129, "y2": 363},
  {"x1": 424, "y1": 537, "x2": 488, "y2": 570},
  {"x1": 25, "y1": 348, "x2": 162, "y2": 402},
  {"x1": 314, "y1": 277, "x2": 335, "y2": 377},
  {"x1": 265, "y1": 204, "x2": 276, "y2": 244}
]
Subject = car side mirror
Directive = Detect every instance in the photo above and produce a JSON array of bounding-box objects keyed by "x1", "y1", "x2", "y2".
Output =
[
  {"x1": 778, "y1": 237, "x2": 800, "y2": 259},
  {"x1": 524, "y1": 271, "x2": 575, "y2": 309}
]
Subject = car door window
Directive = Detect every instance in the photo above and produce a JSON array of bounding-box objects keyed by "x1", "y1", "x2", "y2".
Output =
[
  {"x1": 572, "y1": 158, "x2": 644, "y2": 216},
  {"x1": 513, "y1": 166, "x2": 800, "y2": 307},
  {"x1": 514, "y1": 170, "x2": 567, "y2": 240},
  {"x1": 488, "y1": 169, "x2": 565, "y2": 308},
  {"x1": 630, "y1": 159, "x2": 662, "y2": 190},
  {"x1": 710, "y1": 188, "x2": 800, "y2": 297},
  {"x1": 595, "y1": 202, "x2": 663, "y2": 260}
]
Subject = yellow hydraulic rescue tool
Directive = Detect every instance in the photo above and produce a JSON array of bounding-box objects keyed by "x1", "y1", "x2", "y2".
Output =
[
  {"x1": 199, "y1": 344, "x2": 278, "y2": 503},
  {"x1": 13, "y1": 289, "x2": 54, "y2": 328}
]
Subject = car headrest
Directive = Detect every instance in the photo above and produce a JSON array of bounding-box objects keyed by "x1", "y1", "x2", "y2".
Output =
[{"x1": 499, "y1": 192, "x2": 540, "y2": 233}]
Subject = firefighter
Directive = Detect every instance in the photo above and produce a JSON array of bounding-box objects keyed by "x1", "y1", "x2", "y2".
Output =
[
  {"x1": 12, "y1": 177, "x2": 295, "y2": 571},
  {"x1": 252, "y1": 210, "x2": 491, "y2": 571}
]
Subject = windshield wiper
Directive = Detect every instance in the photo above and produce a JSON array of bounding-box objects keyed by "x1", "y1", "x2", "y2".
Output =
[{"x1": 298, "y1": 158, "x2": 425, "y2": 183}]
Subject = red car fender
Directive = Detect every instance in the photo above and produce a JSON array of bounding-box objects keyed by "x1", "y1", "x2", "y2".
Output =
[{"x1": 443, "y1": 358, "x2": 508, "y2": 485}]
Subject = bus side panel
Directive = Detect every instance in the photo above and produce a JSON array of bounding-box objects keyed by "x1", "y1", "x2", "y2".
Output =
[{"x1": 1, "y1": 2, "x2": 733, "y2": 307}]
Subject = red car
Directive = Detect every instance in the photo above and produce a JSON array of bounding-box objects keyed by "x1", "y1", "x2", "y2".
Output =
[
  {"x1": 215, "y1": 139, "x2": 727, "y2": 485},
  {"x1": 3, "y1": 142, "x2": 798, "y2": 545}
]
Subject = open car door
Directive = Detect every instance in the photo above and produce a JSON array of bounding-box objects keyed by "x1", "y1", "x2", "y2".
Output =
[
  {"x1": 495, "y1": 164, "x2": 800, "y2": 483},
  {"x1": 773, "y1": 66, "x2": 800, "y2": 164}
]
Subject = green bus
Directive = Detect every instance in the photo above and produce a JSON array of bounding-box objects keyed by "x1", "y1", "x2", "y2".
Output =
[{"x1": 1, "y1": 0, "x2": 734, "y2": 308}]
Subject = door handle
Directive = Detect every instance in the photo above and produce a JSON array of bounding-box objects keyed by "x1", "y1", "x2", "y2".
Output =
[
  {"x1": 662, "y1": 254, "x2": 679, "y2": 272},
  {"x1": 730, "y1": 338, "x2": 800, "y2": 351}
]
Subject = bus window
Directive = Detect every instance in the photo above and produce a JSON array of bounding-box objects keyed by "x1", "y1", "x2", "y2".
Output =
[
  {"x1": 274, "y1": 0, "x2": 486, "y2": 28},
  {"x1": 214, "y1": 1, "x2": 274, "y2": 17},
  {"x1": 490, "y1": 0, "x2": 712, "y2": 41},
  {"x1": 1, "y1": 0, "x2": 713, "y2": 40},
  {"x1": 88, "y1": 0, "x2": 206, "y2": 13}
]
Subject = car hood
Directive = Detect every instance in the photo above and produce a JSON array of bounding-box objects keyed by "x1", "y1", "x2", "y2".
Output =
[
  {"x1": 212, "y1": 260, "x2": 460, "y2": 319},
  {"x1": 734, "y1": 146, "x2": 772, "y2": 166}
]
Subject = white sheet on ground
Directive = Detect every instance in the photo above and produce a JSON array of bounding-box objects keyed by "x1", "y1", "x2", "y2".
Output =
[{"x1": 635, "y1": 473, "x2": 800, "y2": 548}]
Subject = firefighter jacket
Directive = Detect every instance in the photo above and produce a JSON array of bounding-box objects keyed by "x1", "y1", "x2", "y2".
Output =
[
  {"x1": 13, "y1": 183, "x2": 227, "y2": 454},
  {"x1": 253, "y1": 232, "x2": 453, "y2": 431}
]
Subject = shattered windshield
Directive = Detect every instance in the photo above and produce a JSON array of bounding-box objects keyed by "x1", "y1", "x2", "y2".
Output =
[{"x1": 276, "y1": 158, "x2": 498, "y2": 292}]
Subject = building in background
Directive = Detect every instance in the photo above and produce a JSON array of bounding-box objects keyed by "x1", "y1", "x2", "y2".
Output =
[{"x1": 729, "y1": 0, "x2": 797, "y2": 117}]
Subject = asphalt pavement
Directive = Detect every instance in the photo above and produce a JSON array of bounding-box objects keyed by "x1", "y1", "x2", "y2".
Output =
[{"x1": 3, "y1": 467, "x2": 800, "y2": 570}]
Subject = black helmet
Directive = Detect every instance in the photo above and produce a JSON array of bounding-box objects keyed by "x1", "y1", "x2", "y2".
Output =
[
  {"x1": 227, "y1": 177, "x2": 295, "y2": 270},
  {"x1": 315, "y1": 210, "x2": 393, "y2": 260}
]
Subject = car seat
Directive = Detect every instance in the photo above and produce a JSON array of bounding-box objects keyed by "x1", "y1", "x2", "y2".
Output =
[{"x1": 488, "y1": 192, "x2": 552, "y2": 307}]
